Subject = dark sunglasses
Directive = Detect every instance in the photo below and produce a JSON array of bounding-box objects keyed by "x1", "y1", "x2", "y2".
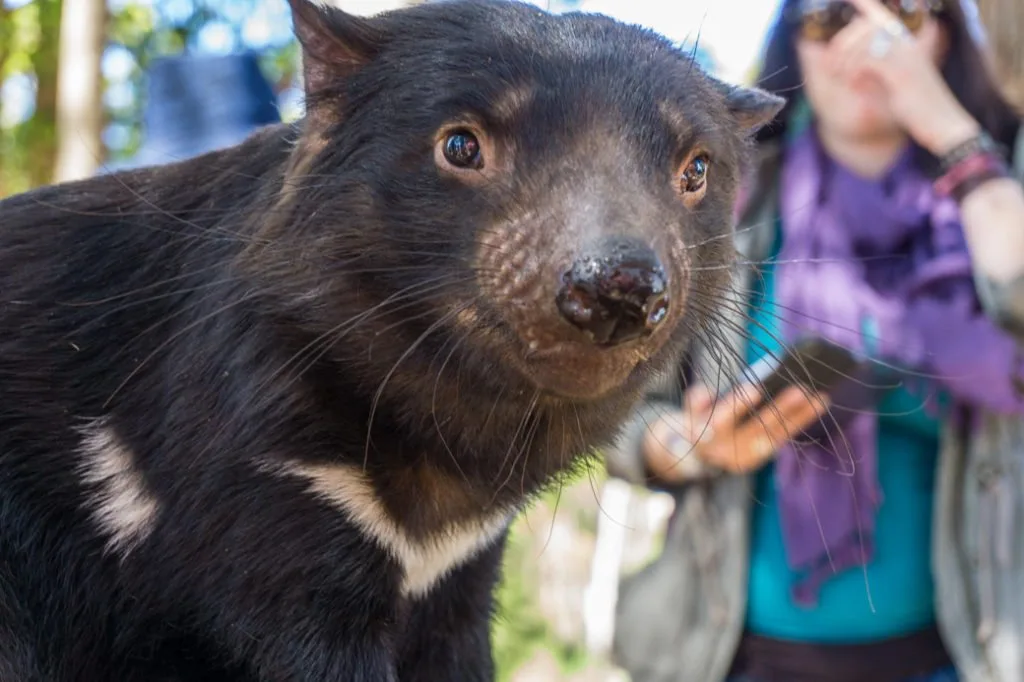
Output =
[{"x1": 793, "y1": 0, "x2": 945, "y2": 43}]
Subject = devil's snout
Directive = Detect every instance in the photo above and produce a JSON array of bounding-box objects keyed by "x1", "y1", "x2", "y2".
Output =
[{"x1": 555, "y1": 237, "x2": 670, "y2": 347}]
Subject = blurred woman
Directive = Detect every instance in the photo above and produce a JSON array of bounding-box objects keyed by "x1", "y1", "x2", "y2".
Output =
[{"x1": 608, "y1": 1, "x2": 1024, "y2": 681}]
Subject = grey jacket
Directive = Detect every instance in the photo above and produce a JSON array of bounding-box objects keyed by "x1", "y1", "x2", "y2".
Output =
[{"x1": 607, "y1": 129, "x2": 1024, "y2": 682}]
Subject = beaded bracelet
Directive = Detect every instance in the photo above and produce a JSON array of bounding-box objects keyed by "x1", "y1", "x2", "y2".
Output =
[
  {"x1": 938, "y1": 130, "x2": 1008, "y2": 174},
  {"x1": 933, "y1": 150, "x2": 1011, "y2": 203}
]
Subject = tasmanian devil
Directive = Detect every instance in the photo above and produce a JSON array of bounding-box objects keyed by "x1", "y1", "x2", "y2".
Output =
[{"x1": 0, "y1": 0, "x2": 783, "y2": 680}]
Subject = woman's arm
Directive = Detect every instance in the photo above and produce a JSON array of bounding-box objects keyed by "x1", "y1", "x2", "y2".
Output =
[
  {"x1": 837, "y1": 0, "x2": 1024, "y2": 340},
  {"x1": 960, "y1": 177, "x2": 1024, "y2": 341},
  {"x1": 920, "y1": 116, "x2": 1024, "y2": 339},
  {"x1": 959, "y1": 176, "x2": 1024, "y2": 287}
]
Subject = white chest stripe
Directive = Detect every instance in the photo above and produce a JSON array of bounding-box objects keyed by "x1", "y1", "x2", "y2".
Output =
[
  {"x1": 77, "y1": 424, "x2": 159, "y2": 556},
  {"x1": 275, "y1": 461, "x2": 512, "y2": 599}
]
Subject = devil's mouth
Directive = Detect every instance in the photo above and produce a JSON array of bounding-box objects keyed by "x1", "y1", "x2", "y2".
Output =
[
  {"x1": 498, "y1": 327, "x2": 652, "y2": 402},
  {"x1": 460, "y1": 298, "x2": 669, "y2": 402}
]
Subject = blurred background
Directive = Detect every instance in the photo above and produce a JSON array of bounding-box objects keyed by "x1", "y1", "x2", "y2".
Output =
[{"x1": 1, "y1": 0, "x2": 1023, "y2": 680}]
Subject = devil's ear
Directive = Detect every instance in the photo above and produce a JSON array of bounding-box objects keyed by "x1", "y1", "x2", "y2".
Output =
[
  {"x1": 288, "y1": 0, "x2": 385, "y2": 95},
  {"x1": 714, "y1": 80, "x2": 786, "y2": 133}
]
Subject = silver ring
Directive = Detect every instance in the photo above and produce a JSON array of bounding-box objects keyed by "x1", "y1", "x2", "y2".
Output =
[
  {"x1": 868, "y1": 21, "x2": 908, "y2": 58},
  {"x1": 868, "y1": 30, "x2": 894, "y2": 58},
  {"x1": 884, "y1": 17, "x2": 911, "y2": 37}
]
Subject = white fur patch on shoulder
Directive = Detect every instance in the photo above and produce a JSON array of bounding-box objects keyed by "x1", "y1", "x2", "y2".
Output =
[
  {"x1": 272, "y1": 460, "x2": 513, "y2": 599},
  {"x1": 77, "y1": 423, "x2": 158, "y2": 556}
]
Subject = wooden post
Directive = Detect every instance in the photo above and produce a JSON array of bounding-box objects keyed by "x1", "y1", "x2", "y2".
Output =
[{"x1": 53, "y1": 0, "x2": 107, "y2": 183}]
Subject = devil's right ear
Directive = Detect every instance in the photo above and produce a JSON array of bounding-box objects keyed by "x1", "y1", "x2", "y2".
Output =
[{"x1": 711, "y1": 79, "x2": 787, "y2": 135}]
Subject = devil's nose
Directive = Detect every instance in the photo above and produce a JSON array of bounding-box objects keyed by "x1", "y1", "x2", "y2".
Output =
[{"x1": 555, "y1": 238, "x2": 671, "y2": 347}]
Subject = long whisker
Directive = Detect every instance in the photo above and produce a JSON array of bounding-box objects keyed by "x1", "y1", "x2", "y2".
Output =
[
  {"x1": 488, "y1": 391, "x2": 541, "y2": 507},
  {"x1": 363, "y1": 301, "x2": 474, "y2": 473},
  {"x1": 102, "y1": 288, "x2": 265, "y2": 408},
  {"x1": 429, "y1": 320, "x2": 479, "y2": 487}
]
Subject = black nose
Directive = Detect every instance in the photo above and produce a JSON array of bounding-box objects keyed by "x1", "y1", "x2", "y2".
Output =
[{"x1": 556, "y1": 238, "x2": 671, "y2": 347}]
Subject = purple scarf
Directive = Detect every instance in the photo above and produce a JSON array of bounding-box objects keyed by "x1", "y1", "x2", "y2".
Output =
[{"x1": 773, "y1": 126, "x2": 1024, "y2": 605}]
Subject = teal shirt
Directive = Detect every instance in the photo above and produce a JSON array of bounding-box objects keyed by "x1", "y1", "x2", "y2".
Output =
[{"x1": 743, "y1": 226, "x2": 942, "y2": 643}]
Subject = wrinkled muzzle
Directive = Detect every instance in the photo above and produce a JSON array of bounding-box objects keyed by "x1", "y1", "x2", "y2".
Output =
[{"x1": 474, "y1": 190, "x2": 688, "y2": 401}]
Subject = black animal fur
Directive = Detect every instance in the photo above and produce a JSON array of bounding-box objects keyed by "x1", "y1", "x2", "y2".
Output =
[{"x1": 0, "y1": 1, "x2": 782, "y2": 680}]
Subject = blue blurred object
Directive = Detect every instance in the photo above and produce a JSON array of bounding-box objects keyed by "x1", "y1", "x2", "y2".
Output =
[{"x1": 108, "y1": 51, "x2": 281, "y2": 171}]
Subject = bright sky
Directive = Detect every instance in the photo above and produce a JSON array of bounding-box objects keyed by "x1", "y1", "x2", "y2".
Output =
[
  {"x1": 1, "y1": 0, "x2": 783, "y2": 131},
  {"x1": 339, "y1": 0, "x2": 784, "y2": 84},
  {"x1": 575, "y1": 0, "x2": 783, "y2": 83}
]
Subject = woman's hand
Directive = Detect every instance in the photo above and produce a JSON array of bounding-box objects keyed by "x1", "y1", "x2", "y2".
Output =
[
  {"x1": 826, "y1": 0, "x2": 982, "y2": 156},
  {"x1": 828, "y1": 0, "x2": 1024, "y2": 296},
  {"x1": 642, "y1": 383, "x2": 832, "y2": 480}
]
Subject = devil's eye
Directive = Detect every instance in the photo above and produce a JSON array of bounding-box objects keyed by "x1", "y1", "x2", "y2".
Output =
[
  {"x1": 442, "y1": 130, "x2": 483, "y2": 169},
  {"x1": 681, "y1": 154, "x2": 710, "y2": 193}
]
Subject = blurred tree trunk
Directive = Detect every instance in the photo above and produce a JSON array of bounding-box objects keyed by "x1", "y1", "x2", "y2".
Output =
[
  {"x1": 53, "y1": 0, "x2": 107, "y2": 183},
  {"x1": 977, "y1": 0, "x2": 1024, "y2": 111}
]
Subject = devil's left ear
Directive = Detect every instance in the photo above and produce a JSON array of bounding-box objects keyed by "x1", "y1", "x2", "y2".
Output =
[
  {"x1": 714, "y1": 80, "x2": 787, "y2": 133},
  {"x1": 288, "y1": 0, "x2": 386, "y2": 96}
]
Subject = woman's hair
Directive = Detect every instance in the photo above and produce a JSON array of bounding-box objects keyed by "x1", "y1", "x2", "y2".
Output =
[{"x1": 752, "y1": 0, "x2": 1021, "y2": 164}]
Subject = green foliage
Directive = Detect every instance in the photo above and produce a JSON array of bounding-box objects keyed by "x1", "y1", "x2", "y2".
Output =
[
  {"x1": 2, "y1": 1, "x2": 42, "y2": 78},
  {"x1": 0, "y1": 0, "x2": 302, "y2": 193},
  {"x1": 492, "y1": 525, "x2": 557, "y2": 680},
  {"x1": 493, "y1": 525, "x2": 592, "y2": 681},
  {"x1": 106, "y1": 3, "x2": 155, "y2": 54},
  {"x1": 0, "y1": 0, "x2": 62, "y2": 196},
  {"x1": 103, "y1": 1, "x2": 301, "y2": 163},
  {"x1": 491, "y1": 469, "x2": 601, "y2": 681}
]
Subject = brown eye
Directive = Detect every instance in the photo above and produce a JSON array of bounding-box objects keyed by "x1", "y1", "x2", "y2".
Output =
[
  {"x1": 443, "y1": 129, "x2": 483, "y2": 169},
  {"x1": 681, "y1": 154, "x2": 710, "y2": 194}
]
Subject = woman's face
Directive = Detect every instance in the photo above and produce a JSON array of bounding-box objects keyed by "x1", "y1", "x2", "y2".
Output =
[{"x1": 796, "y1": 11, "x2": 948, "y2": 140}]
